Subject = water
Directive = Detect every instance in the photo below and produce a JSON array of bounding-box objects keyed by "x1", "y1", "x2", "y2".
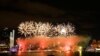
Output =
[{"x1": 0, "y1": 51, "x2": 100, "y2": 56}]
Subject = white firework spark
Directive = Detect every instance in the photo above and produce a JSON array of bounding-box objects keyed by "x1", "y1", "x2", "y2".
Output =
[
  {"x1": 34, "y1": 22, "x2": 52, "y2": 36},
  {"x1": 54, "y1": 23, "x2": 75, "y2": 36},
  {"x1": 53, "y1": 24, "x2": 66, "y2": 36},
  {"x1": 66, "y1": 23, "x2": 75, "y2": 35},
  {"x1": 18, "y1": 21, "x2": 35, "y2": 37},
  {"x1": 18, "y1": 21, "x2": 75, "y2": 37}
]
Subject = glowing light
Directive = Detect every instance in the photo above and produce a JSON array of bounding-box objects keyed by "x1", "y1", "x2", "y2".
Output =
[
  {"x1": 34, "y1": 22, "x2": 52, "y2": 36},
  {"x1": 66, "y1": 23, "x2": 75, "y2": 34},
  {"x1": 66, "y1": 46, "x2": 71, "y2": 51},
  {"x1": 54, "y1": 23, "x2": 75, "y2": 36},
  {"x1": 17, "y1": 21, "x2": 91, "y2": 56},
  {"x1": 61, "y1": 28, "x2": 66, "y2": 36},
  {"x1": 16, "y1": 35, "x2": 91, "y2": 56},
  {"x1": 18, "y1": 21, "x2": 75, "y2": 37},
  {"x1": 18, "y1": 21, "x2": 52, "y2": 37},
  {"x1": 78, "y1": 46, "x2": 83, "y2": 56},
  {"x1": 18, "y1": 21, "x2": 35, "y2": 37},
  {"x1": 10, "y1": 46, "x2": 18, "y2": 52}
]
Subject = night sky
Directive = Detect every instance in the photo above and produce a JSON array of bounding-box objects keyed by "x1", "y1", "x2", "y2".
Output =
[{"x1": 0, "y1": 0, "x2": 100, "y2": 39}]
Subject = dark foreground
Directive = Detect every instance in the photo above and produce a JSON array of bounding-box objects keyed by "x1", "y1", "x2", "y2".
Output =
[{"x1": 0, "y1": 51, "x2": 100, "y2": 56}]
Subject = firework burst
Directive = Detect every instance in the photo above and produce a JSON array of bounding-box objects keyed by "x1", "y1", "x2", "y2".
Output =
[
  {"x1": 54, "y1": 23, "x2": 75, "y2": 36},
  {"x1": 18, "y1": 21, "x2": 75, "y2": 37},
  {"x1": 18, "y1": 21, "x2": 35, "y2": 37},
  {"x1": 66, "y1": 23, "x2": 75, "y2": 35},
  {"x1": 34, "y1": 22, "x2": 52, "y2": 36}
]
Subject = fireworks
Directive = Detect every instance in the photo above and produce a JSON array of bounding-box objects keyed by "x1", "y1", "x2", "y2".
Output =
[
  {"x1": 18, "y1": 21, "x2": 75, "y2": 37},
  {"x1": 66, "y1": 23, "x2": 75, "y2": 34},
  {"x1": 54, "y1": 23, "x2": 75, "y2": 36},
  {"x1": 17, "y1": 21, "x2": 90, "y2": 56},
  {"x1": 18, "y1": 21, "x2": 35, "y2": 37},
  {"x1": 18, "y1": 21, "x2": 53, "y2": 37},
  {"x1": 34, "y1": 22, "x2": 52, "y2": 36}
]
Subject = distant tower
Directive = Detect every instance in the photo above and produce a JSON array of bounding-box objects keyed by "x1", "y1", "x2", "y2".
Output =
[{"x1": 9, "y1": 30, "x2": 15, "y2": 48}]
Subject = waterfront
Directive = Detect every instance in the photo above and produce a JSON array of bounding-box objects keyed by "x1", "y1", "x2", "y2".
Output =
[{"x1": 0, "y1": 51, "x2": 100, "y2": 56}]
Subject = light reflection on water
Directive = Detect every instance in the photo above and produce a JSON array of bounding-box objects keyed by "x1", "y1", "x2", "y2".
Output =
[
  {"x1": 16, "y1": 51, "x2": 73, "y2": 56},
  {"x1": 0, "y1": 51, "x2": 74, "y2": 56},
  {"x1": 1, "y1": 51, "x2": 100, "y2": 56}
]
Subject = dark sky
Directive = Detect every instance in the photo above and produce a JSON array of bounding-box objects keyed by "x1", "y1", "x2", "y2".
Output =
[{"x1": 0, "y1": 0, "x2": 100, "y2": 39}]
